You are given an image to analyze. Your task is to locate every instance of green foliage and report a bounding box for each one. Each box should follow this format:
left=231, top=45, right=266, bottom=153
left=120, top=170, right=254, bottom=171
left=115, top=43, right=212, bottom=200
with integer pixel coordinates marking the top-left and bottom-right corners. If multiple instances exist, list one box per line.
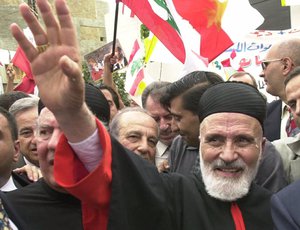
left=81, top=61, right=93, bottom=84
left=81, top=62, right=129, bottom=106
left=140, top=24, right=150, bottom=40
left=113, top=71, right=130, bottom=106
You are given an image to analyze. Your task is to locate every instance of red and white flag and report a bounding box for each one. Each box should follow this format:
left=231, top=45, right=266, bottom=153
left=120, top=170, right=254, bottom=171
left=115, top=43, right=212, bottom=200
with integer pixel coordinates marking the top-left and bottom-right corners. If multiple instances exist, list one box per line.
left=125, top=40, right=154, bottom=98
left=119, top=0, right=264, bottom=74
left=11, top=46, right=35, bottom=94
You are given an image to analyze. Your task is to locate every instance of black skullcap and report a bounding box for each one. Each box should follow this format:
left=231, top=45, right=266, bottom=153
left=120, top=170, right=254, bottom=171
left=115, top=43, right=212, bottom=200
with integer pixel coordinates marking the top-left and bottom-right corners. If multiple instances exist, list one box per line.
left=38, top=83, right=110, bottom=123
left=85, top=83, right=110, bottom=123
left=198, top=82, right=266, bottom=127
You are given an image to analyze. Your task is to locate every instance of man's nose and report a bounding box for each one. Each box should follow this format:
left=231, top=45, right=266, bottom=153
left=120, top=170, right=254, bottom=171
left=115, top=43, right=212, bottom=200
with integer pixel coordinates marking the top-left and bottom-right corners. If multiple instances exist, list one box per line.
left=219, top=142, right=239, bottom=163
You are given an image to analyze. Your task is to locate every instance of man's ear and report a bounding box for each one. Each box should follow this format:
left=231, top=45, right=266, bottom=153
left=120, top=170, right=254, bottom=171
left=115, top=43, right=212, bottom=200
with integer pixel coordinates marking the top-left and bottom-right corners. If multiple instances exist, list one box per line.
left=282, top=57, right=294, bottom=75
left=261, top=137, right=266, bottom=154
left=13, top=140, right=20, bottom=163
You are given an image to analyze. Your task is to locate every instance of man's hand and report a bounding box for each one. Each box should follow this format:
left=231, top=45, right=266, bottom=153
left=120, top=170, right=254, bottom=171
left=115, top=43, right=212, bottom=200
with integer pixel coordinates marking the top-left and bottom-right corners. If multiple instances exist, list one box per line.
left=14, top=165, right=43, bottom=182
left=10, top=0, right=96, bottom=142
left=157, top=160, right=170, bottom=173
left=10, top=0, right=83, bottom=115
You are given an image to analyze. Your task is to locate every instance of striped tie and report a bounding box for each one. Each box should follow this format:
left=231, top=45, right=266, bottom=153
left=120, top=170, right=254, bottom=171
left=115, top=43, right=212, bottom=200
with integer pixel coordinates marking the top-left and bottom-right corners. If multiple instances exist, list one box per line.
left=0, top=199, right=12, bottom=230
left=286, top=108, right=300, bottom=137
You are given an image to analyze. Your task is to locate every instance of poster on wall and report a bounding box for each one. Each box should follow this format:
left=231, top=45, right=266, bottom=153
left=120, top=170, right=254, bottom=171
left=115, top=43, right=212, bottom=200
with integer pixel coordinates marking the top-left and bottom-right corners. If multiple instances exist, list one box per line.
left=84, top=39, right=128, bottom=82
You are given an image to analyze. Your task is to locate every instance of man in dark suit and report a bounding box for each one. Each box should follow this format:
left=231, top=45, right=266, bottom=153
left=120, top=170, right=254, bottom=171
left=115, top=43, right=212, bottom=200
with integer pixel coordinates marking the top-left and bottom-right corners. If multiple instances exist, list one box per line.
left=0, top=107, right=29, bottom=191
left=271, top=67, right=300, bottom=228
left=0, top=191, right=27, bottom=229
left=272, top=180, right=300, bottom=229
left=264, top=100, right=282, bottom=141
left=260, top=38, right=300, bottom=140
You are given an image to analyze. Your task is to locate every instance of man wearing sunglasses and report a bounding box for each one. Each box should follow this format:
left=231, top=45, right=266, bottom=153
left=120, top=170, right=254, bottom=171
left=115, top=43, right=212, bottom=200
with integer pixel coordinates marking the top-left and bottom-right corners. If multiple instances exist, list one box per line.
left=260, top=38, right=300, bottom=141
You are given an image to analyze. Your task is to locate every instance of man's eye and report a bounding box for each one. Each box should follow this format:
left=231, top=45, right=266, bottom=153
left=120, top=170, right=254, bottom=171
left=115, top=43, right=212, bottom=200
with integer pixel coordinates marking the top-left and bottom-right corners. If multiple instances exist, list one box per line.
left=148, top=139, right=158, bottom=147
left=288, top=102, right=296, bottom=111
left=165, top=114, right=173, bottom=121
left=20, top=130, right=33, bottom=137
left=205, top=137, right=222, bottom=146
left=173, top=116, right=181, bottom=122
left=39, top=129, right=52, bottom=139
left=127, top=135, right=139, bottom=142
left=235, top=137, right=252, bottom=147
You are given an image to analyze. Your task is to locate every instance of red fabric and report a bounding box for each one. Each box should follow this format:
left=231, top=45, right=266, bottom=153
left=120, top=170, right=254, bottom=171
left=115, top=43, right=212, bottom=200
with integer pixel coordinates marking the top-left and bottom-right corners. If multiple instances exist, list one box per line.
left=173, top=0, right=232, bottom=62
left=11, top=46, right=35, bottom=94
left=91, top=69, right=103, bottom=82
left=54, top=119, right=112, bottom=230
left=286, top=108, right=299, bottom=137
left=230, top=202, right=246, bottom=230
left=120, top=0, right=233, bottom=63
left=128, top=40, right=140, bottom=63
left=120, top=0, right=186, bottom=63
left=129, top=68, right=144, bottom=95
left=14, top=76, right=35, bottom=94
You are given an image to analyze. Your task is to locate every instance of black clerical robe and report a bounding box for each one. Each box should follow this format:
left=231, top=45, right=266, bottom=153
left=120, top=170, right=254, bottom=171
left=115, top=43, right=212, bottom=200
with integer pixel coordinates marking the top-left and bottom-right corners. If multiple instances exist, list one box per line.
left=54, top=119, right=273, bottom=230
left=5, top=179, right=83, bottom=230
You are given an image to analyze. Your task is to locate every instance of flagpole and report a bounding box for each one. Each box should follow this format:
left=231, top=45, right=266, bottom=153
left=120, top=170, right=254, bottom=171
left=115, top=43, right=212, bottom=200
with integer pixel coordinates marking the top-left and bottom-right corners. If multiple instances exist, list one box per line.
left=111, top=0, right=120, bottom=72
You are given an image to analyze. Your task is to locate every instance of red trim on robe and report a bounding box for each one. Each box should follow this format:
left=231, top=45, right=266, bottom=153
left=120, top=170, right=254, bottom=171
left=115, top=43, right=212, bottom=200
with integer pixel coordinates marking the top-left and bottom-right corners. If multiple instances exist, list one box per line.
left=231, top=202, right=246, bottom=230
left=54, top=119, right=112, bottom=230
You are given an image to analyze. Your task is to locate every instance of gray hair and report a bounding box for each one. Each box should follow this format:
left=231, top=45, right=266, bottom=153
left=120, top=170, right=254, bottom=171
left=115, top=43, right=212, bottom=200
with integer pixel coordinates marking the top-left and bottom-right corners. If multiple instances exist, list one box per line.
left=109, top=107, right=159, bottom=139
left=9, top=97, right=39, bottom=116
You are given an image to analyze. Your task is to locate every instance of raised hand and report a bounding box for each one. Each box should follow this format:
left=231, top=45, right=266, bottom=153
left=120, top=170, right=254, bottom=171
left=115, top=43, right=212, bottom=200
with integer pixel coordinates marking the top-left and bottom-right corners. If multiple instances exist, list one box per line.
left=10, top=0, right=84, bottom=115
left=10, top=0, right=96, bottom=142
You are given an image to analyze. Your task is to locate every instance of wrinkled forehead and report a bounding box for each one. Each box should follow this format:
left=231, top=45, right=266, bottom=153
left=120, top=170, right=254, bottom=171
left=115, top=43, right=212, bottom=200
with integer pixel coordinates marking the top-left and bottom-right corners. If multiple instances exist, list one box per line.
left=120, top=111, right=159, bottom=133
left=200, top=112, right=262, bottom=134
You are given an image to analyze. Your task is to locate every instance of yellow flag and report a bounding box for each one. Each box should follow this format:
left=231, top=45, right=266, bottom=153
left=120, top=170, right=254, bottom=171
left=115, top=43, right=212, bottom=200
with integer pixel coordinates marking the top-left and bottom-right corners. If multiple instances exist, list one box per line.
left=144, top=36, right=158, bottom=64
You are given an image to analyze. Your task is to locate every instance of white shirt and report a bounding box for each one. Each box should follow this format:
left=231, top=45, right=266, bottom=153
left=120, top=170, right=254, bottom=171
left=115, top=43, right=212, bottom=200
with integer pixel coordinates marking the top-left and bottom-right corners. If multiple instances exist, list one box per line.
left=24, top=157, right=38, bottom=167
left=280, top=102, right=290, bottom=139
left=0, top=176, right=17, bottom=192
left=155, top=141, right=169, bottom=167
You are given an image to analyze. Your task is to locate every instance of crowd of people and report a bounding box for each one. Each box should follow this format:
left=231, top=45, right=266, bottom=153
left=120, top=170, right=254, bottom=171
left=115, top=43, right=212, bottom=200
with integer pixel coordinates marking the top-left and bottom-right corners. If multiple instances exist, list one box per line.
left=1, top=0, right=300, bottom=229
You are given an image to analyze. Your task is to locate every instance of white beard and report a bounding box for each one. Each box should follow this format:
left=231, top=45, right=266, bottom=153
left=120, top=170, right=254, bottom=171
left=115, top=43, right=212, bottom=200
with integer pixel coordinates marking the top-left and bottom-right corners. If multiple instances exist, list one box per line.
left=200, top=154, right=260, bottom=201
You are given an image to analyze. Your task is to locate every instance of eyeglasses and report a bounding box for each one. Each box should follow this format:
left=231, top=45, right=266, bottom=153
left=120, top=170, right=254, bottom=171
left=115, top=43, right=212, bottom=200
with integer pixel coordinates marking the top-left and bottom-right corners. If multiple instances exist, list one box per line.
left=261, top=58, right=282, bottom=70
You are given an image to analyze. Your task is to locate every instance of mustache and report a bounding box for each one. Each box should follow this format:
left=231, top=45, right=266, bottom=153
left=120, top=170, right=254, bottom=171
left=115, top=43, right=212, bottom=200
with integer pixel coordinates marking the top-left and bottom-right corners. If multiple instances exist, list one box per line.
left=211, top=158, right=246, bottom=169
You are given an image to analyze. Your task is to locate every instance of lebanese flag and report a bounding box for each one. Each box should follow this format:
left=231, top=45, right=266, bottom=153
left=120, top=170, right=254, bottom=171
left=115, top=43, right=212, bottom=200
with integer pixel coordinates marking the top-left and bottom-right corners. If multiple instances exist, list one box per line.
left=119, top=0, right=264, bottom=72
left=11, top=46, right=35, bottom=94
left=125, top=40, right=154, bottom=97
left=125, top=40, right=145, bottom=96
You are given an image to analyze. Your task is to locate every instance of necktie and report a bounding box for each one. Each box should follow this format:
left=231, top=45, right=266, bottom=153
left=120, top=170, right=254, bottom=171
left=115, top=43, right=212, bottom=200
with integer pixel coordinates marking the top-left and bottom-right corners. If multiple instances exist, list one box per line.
left=286, top=108, right=300, bottom=137
left=0, top=199, right=12, bottom=230
left=231, top=202, right=245, bottom=230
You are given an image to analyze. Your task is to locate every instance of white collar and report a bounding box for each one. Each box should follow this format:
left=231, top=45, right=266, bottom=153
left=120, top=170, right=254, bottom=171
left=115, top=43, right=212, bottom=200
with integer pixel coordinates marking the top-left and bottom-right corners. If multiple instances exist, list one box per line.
left=0, top=176, right=17, bottom=192
left=156, top=141, right=169, bottom=157
left=24, top=156, right=38, bottom=167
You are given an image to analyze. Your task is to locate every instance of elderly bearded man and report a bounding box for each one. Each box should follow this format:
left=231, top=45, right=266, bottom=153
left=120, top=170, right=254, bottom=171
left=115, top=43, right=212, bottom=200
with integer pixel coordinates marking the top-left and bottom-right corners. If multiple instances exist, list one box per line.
left=10, top=1, right=273, bottom=229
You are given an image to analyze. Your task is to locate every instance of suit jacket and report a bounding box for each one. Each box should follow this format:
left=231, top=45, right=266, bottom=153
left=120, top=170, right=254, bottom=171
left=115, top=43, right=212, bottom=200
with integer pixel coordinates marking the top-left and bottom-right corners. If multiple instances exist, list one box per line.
left=12, top=172, right=31, bottom=188
left=264, top=100, right=282, bottom=141
left=13, top=155, right=27, bottom=170
left=0, top=191, right=28, bottom=230
left=272, top=134, right=300, bottom=183
left=271, top=180, right=300, bottom=229
left=6, top=179, right=83, bottom=230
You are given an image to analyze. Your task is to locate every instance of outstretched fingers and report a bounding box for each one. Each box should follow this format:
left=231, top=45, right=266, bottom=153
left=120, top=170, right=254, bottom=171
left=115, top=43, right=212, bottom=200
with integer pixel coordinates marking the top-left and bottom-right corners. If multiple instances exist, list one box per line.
left=19, top=3, right=48, bottom=48
left=55, top=0, right=79, bottom=52
left=37, top=0, right=61, bottom=45
left=10, top=23, right=37, bottom=62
